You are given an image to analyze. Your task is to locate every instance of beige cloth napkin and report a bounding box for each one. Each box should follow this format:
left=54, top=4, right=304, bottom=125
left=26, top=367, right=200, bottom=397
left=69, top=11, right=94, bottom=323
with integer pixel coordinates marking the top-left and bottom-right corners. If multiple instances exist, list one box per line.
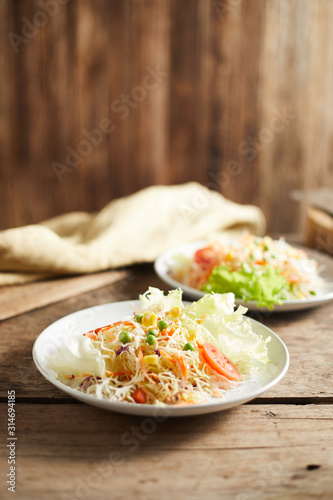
left=0, top=183, right=266, bottom=285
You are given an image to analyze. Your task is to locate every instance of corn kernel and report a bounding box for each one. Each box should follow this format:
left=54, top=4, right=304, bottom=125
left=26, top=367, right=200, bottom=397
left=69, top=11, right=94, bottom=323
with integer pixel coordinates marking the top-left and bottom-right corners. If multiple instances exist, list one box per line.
left=143, top=355, right=160, bottom=368
left=188, top=329, right=197, bottom=340
left=142, top=312, right=157, bottom=327
left=169, top=307, right=181, bottom=317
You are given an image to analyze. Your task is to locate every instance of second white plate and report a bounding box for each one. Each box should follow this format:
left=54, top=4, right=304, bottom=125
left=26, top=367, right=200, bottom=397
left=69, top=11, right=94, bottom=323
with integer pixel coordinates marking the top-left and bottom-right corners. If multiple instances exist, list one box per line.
left=154, top=241, right=333, bottom=312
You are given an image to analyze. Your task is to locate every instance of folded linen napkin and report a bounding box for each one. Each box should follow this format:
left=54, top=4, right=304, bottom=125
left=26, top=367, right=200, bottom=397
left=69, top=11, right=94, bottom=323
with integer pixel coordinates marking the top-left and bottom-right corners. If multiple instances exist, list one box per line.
left=0, top=183, right=266, bottom=285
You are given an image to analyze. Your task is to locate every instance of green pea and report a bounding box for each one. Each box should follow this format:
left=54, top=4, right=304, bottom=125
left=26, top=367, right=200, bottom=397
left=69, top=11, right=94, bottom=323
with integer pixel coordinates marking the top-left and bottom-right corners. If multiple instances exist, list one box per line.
left=119, top=331, right=132, bottom=343
left=157, top=319, right=168, bottom=331
left=146, top=334, right=157, bottom=345
left=134, top=314, right=143, bottom=323
left=147, top=328, right=158, bottom=337
left=183, top=342, right=194, bottom=351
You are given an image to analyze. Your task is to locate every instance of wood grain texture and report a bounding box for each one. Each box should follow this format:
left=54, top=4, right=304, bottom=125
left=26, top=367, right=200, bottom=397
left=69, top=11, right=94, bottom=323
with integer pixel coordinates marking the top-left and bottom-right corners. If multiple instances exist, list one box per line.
left=0, top=404, right=332, bottom=500
left=0, top=270, right=128, bottom=321
left=1, top=0, right=333, bottom=233
left=1, top=265, right=333, bottom=499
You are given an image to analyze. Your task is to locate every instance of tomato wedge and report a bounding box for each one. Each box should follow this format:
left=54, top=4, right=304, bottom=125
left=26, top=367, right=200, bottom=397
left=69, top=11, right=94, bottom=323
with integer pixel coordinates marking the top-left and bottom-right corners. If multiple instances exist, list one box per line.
left=202, top=342, right=241, bottom=381
left=194, top=246, right=216, bottom=266
left=132, top=388, right=147, bottom=404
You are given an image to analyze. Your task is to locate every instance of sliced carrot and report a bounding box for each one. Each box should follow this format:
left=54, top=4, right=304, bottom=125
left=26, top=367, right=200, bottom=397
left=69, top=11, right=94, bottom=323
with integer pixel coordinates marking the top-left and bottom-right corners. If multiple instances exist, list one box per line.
left=105, top=370, right=132, bottom=377
left=175, top=355, right=188, bottom=378
left=132, top=387, right=147, bottom=404
left=281, top=272, right=301, bottom=284
left=159, top=349, right=176, bottom=365
left=84, top=332, right=97, bottom=340
left=196, top=314, right=208, bottom=324
left=64, top=374, right=75, bottom=379
left=108, top=320, right=134, bottom=329
left=196, top=339, right=204, bottom=349
left=161, top=326, right=176, bottom=340
left=138, top=348, right=155, bottom=384
left=288, top=277, right=301, bottom=284
left=86, top=320, right=135, bottom=337
left=94, top=324, right=113, bottom=334
left=161, top=326, right=177, bottom=341
left=103, top=333, right=116, bottom=341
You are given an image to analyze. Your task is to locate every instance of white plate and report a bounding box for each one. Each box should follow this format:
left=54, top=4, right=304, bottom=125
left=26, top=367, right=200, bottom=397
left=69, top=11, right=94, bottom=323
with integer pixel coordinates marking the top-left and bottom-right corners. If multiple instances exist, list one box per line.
left=155, top=241, right=333, bottom=312
left=33, top=300, right=289, bottom=417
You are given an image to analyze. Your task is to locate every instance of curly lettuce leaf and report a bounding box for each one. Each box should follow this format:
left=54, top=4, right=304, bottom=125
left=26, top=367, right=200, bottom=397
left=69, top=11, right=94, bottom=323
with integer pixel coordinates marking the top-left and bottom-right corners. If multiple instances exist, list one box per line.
left=139, top=287, right=184, bottom=313
left=140, top=288, right=271, bottom=376
left=48, top=334, right=106, bottom=378
left=184, top=292, right=270, bottom=375
left=201, top=264, right=288, bottom=309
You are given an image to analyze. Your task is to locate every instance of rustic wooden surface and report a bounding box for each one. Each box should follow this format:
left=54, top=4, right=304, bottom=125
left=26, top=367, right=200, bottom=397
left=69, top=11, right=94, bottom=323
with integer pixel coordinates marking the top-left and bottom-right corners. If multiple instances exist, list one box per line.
left=0, top=265, right=332, bottom=499
left=0, top=269, right=128, bottom=321
left=1, top=0, right=333, bottom=233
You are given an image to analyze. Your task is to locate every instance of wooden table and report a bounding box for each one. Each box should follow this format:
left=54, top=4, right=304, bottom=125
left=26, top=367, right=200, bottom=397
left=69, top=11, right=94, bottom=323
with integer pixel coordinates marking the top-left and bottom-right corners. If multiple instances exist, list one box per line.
left=1, top=264, right=332, bottom=500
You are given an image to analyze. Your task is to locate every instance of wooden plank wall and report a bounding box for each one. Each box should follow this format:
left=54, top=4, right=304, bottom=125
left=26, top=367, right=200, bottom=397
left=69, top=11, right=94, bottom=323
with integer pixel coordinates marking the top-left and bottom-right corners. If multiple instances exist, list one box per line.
left=0, top=0, right=333, bottom=233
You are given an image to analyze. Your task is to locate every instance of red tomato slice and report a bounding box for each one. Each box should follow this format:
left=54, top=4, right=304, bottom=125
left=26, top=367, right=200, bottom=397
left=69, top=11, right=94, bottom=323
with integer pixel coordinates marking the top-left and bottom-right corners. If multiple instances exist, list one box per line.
left=132, top=388, right=147, bottom=404
left=194, top=246, right=216, bottom=266
left=202, top=342, right=241, bottom=381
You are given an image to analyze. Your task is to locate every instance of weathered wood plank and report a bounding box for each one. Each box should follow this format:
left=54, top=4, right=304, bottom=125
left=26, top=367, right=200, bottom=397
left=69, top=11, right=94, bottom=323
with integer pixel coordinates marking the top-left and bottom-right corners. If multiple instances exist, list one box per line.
left=259, top=0, right=333, bottom=232
left=2, top=0, right=333, bottom=233
left=0, top=404, right=332, bottom=500
left=208, top=0, right=266, bottom=206
left=0, top=270, right=129, bottom=321
left=1, top=403, right=332, bottom=453
left=3, top=449, right=332, bottom=500
left=249, top=302, right=333, bottom=399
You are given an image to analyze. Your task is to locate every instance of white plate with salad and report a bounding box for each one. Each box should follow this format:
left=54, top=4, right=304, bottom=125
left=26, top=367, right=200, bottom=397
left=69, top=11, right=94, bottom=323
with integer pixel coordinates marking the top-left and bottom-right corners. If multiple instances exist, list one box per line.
left=155, top=234, right=333, bottom=312
left=33, top=288, right=289, bottom=417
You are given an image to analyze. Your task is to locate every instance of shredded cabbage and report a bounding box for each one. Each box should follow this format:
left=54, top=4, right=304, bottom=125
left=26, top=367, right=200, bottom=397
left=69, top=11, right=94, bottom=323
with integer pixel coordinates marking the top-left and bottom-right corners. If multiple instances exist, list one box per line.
left=48, top=288, right=271, bottom=406
left=171, top=233, right=324, bottom=309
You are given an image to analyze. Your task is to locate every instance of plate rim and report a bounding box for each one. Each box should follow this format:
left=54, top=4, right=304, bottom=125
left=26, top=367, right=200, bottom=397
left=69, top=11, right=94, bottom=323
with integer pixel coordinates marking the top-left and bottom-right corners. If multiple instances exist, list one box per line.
left=33, top=299, right=289, bottom=417
left=154, top=240, right=333, bottom=312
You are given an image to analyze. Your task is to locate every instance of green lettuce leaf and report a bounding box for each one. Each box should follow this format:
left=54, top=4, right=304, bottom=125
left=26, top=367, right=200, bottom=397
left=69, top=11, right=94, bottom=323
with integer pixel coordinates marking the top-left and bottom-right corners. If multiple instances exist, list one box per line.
left=201, top=264, right=288, bottom=309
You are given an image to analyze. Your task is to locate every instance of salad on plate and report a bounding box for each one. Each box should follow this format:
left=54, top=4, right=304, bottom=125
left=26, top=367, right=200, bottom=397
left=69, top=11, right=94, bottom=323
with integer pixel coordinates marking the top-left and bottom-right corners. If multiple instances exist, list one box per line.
left=171, top=233, right=325, bottom=309
left=48, top=287, right=273, bottom=406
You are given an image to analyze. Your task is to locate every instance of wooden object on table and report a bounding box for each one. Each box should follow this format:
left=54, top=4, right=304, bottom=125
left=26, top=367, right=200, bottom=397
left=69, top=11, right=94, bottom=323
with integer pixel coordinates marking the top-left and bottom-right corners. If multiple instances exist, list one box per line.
left=0, top=270, right=128, bottom=321
left=305, top=207, right=333, bottom=255
left=0, top=264, right=332, bottom=499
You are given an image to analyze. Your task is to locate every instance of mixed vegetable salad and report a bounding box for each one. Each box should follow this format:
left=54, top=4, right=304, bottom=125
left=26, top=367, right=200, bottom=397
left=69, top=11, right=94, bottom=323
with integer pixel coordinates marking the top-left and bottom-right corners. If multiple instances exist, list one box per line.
left=171, top=233, right=324, bottom=309
left=48, top=288, right=272, bottom=406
